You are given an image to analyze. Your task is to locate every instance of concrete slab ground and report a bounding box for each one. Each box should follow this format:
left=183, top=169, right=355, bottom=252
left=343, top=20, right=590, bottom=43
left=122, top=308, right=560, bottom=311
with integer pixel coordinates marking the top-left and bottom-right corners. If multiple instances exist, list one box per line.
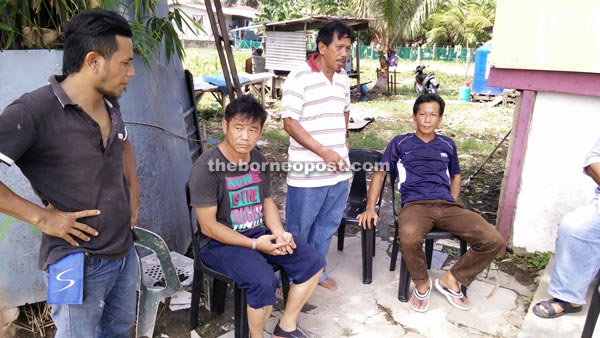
left=518, top=257, right=600, bottom=338
left=216, top=235, right=550, bottom=338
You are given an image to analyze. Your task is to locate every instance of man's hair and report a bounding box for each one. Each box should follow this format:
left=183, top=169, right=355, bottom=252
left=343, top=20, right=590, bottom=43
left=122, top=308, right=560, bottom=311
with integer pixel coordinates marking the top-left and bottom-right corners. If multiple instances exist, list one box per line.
left=413, top=93, right=446, bottom=116
left=62, top=10, right=133, bottom=75
left=316, top=20, right=356, bottom=51
left=224, top=95, right=267, bottom=127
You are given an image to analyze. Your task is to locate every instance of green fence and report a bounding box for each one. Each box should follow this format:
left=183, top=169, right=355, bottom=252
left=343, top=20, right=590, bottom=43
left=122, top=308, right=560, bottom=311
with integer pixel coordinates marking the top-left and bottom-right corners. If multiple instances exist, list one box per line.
left=355, top=46, right=476, bottom=63
left=235, top=39, right=262, bottom=50
left=235, top=40, right=476, bottom=63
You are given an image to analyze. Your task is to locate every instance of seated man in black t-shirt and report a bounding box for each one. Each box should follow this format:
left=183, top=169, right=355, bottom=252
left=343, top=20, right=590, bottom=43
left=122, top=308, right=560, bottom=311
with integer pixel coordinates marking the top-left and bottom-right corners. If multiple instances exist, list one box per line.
left=189, top=95, right=325, bottom=338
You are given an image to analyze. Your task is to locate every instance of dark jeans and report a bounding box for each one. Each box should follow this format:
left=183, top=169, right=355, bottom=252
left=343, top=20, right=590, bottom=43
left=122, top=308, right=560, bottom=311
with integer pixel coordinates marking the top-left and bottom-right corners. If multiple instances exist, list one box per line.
left=397, top=199, right=505, bottom=287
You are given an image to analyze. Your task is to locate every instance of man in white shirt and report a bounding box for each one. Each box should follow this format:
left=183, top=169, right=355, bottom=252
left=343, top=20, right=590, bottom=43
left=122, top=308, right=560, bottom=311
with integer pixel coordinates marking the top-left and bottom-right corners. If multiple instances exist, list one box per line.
left=281, top=20, right=355, bottom=291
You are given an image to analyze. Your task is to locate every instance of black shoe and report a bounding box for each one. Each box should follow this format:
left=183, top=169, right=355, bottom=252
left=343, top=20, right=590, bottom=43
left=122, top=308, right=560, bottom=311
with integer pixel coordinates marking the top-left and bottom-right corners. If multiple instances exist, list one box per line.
left=272, top=321, right=320, bottom=338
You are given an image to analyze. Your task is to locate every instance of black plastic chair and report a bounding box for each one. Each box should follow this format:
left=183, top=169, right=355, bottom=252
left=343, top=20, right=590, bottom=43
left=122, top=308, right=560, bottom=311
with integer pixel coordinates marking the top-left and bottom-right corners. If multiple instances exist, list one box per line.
left=337, top=148, right=386, bottom=284
left=387, top=170, right=468, bottom=302
left=581, top=278, right=600, bottom=338
left=186, top=185, right=289, bottom=338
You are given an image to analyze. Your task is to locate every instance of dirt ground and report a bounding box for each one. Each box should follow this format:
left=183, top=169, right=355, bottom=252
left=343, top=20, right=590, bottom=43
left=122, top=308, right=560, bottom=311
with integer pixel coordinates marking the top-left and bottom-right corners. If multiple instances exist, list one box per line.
left=11, top=98, right=536, bottom=338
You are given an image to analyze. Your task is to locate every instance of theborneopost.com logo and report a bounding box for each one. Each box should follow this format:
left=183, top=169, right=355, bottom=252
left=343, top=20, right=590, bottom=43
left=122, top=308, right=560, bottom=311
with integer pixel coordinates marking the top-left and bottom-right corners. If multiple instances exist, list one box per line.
left=208, top=159, right=389, bottom=175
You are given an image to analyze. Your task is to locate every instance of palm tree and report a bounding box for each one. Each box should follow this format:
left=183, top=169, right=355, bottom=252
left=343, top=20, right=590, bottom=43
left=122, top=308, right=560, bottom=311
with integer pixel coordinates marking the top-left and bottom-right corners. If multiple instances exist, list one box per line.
left=427, top=0, right=495, bottom=47
left=351, top=0, right=440, bottom=92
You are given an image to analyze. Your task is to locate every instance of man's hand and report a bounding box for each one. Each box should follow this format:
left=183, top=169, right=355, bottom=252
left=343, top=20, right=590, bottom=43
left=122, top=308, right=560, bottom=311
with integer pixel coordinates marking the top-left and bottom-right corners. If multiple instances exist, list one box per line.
left=276, top=231, right=297, bottom=254
left=320, top=148, right=348, bottom=172
left=357, top=208, right=378, bottom=229
left=39, top=205, right=100, bottom=246
left=255, top=233, right=290, bottom=255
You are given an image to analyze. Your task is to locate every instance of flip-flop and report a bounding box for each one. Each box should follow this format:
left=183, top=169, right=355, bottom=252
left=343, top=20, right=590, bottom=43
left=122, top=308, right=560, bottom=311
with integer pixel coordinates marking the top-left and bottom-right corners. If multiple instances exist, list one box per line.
left=532, top=298, right=582, bottom=319
left=434, top=278, right=472, bottom=311
left=410, top=278, right=432, bottom=312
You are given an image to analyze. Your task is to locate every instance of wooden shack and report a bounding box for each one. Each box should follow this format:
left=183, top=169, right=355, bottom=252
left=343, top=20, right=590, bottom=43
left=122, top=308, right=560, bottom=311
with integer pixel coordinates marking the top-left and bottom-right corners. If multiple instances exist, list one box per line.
left=260, top=15, right=370, bottom=97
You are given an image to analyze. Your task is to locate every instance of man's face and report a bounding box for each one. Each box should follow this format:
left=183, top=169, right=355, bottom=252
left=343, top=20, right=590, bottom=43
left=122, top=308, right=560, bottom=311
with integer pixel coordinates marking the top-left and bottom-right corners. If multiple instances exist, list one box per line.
left=318, top=33, right=352, bottom=73
left=96, top=35, right=135, bottom=98
left=222, top=115, right=263, bottom=155
left=413, top=101, right=442, bottom=138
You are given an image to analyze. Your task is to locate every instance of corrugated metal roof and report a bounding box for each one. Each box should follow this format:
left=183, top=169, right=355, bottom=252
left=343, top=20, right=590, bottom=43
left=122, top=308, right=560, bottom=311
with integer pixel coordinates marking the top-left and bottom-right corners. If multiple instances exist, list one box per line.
left=265, top=31, right=307, bottom=72
left=264, top=15, right=369, bottom=32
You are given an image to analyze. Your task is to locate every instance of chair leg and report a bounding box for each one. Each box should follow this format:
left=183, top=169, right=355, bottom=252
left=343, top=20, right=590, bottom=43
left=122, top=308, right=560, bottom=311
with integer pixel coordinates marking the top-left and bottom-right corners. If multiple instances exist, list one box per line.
left=280, top=269, right=290, bottom=306
left=425, top=239, right=434, bottom=269
left=190, top=268, right=203, bottom=330
left=361, top=226, right=374, bottom=284
left=372, top=227, right=376, bottom=257
left=211, top=279, right=228, bottom=315
left=398, top=256, right=411, bottom=302
left=459, top=239, right=468, bottom=296
left=581, top=282, right=600, bottom=338
left=389, top=226, right=399, bottom=271
left=234, top=286, right=249, bottom=338
left=136, top=285, right=160, bottom=338
left=337, top=222, right=346, bottom=251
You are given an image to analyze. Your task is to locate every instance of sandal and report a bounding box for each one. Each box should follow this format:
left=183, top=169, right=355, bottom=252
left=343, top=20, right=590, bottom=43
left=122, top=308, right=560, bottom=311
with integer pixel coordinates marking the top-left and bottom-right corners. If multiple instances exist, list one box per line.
left=532, top=298, right=582, bottom=319
left=409, top=278, right=431, bottom=312
left=434, top=278, right=472, bottom=311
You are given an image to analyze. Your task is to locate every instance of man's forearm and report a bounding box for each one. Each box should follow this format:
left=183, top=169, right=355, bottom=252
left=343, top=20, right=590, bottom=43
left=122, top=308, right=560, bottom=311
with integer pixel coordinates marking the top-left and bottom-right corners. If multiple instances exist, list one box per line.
left=263, top=197, right=285, bottom=235
left=123, top=140, right=140, bottom=194
left=586, top=163, right=600, bottom=185
left=283, top=118, right=326, bottom=156
left=365, top=171, right=386, bottom=210
left=0, top=181, right=46, bottom=227
left=450, top=174, right=461, bottom=201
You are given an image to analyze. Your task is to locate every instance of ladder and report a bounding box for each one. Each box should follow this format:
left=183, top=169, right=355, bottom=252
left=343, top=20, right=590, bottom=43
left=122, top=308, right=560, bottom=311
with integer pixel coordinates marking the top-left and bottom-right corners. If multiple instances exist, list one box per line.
left=204, top=0, right=243, bottom=102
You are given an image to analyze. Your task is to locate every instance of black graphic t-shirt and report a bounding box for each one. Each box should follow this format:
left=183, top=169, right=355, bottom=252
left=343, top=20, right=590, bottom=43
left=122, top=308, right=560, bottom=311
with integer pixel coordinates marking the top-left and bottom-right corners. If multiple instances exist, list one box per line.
left=189, top=146, right=271, bottom=232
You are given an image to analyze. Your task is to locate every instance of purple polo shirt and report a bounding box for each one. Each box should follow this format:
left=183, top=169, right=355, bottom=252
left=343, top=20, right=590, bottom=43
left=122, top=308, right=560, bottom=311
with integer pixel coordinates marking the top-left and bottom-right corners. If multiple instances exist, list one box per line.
left=0, top=75, right=133, bottom=269
left=382, top=133, right=460, bottom=206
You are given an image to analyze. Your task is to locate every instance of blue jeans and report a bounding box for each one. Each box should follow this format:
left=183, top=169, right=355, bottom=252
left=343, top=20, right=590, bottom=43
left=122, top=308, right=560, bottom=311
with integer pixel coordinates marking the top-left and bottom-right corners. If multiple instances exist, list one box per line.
left=45, top=247, right=138, bottom=338
left=285, top=180, right=349, bottom=282
left=549, top=198, right=600, bottom=304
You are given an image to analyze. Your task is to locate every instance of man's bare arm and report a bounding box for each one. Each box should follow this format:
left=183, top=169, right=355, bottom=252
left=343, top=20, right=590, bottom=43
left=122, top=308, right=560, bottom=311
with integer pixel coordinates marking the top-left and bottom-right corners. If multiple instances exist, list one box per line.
left=0, top=180, right=99, bottom=246
left=123, top=139, right=140, bottom=228
left=586, top=163, right=600, bottom=185
left=195, top=205, right=287, bottom=255
left=356, top=170, right=386, bottom=229
left=450, top=173, right=461, bottom=202
left=283, top=117, right=345, bottom=170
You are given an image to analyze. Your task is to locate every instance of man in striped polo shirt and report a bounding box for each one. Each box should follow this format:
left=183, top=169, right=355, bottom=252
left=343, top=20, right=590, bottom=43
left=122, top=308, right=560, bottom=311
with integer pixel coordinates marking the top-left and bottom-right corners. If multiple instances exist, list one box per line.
left=282, top=21, right=355, bottom=291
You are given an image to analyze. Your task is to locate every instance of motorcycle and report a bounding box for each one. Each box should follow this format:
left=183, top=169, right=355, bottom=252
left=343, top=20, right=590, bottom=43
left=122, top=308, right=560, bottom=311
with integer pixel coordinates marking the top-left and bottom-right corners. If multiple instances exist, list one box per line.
left=414, top=65, right=440, bottom=94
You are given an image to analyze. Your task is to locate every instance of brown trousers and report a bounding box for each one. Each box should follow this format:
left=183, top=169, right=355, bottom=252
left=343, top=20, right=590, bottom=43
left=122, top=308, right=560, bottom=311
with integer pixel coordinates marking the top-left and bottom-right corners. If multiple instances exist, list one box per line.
left=397, top=199, right=505, bottom=287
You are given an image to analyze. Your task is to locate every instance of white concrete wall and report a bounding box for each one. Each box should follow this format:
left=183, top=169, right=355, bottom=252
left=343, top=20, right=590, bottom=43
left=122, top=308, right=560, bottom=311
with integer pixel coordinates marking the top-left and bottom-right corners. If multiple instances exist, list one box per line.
left=491, top=0, right=600, bottom=73
left=512, top=92, right=600, bottom=252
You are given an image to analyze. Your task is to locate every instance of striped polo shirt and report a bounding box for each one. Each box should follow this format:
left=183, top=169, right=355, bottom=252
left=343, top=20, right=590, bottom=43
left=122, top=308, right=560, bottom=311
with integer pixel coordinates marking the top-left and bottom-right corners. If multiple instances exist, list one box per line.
left=281, top=54, right=352, bottom=187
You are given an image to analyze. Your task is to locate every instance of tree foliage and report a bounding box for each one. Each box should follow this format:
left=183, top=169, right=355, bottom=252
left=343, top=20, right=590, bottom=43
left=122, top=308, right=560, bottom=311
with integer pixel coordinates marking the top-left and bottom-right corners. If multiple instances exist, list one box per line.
left=426, top=0, right=495, bottom=47
left=255, top=0, right=349, bottom=24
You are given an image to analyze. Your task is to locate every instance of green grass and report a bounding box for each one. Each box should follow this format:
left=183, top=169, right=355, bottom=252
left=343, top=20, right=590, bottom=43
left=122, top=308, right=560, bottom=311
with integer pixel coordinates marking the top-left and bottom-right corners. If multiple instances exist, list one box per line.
left=186, top=47, right=512, bottom=171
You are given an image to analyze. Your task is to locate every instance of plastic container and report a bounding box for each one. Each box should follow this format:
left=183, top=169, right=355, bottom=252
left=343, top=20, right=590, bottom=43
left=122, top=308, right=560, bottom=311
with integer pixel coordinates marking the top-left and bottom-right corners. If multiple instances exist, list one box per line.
left=472, top=43, right=503, bottom=95
left=458, top=82, right=471, bottom=102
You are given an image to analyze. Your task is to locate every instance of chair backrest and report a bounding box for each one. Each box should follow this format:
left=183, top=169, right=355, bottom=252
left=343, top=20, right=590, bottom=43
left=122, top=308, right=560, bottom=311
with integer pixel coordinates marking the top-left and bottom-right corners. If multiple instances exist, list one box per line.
left=388, top=166, right=400, bottom=216
left=134, top=227, right=182, bottom=293
left=252, top=55, right=266, bottom=73
left=348, top=148, right=386, bottom=208
left=186, top=183, right=201, bottom=253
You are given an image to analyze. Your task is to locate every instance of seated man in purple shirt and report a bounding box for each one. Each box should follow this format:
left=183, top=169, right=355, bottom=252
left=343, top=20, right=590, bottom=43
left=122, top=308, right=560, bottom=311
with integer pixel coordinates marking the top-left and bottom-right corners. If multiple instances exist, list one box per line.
left=358, top=93, right=505, bottom=312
